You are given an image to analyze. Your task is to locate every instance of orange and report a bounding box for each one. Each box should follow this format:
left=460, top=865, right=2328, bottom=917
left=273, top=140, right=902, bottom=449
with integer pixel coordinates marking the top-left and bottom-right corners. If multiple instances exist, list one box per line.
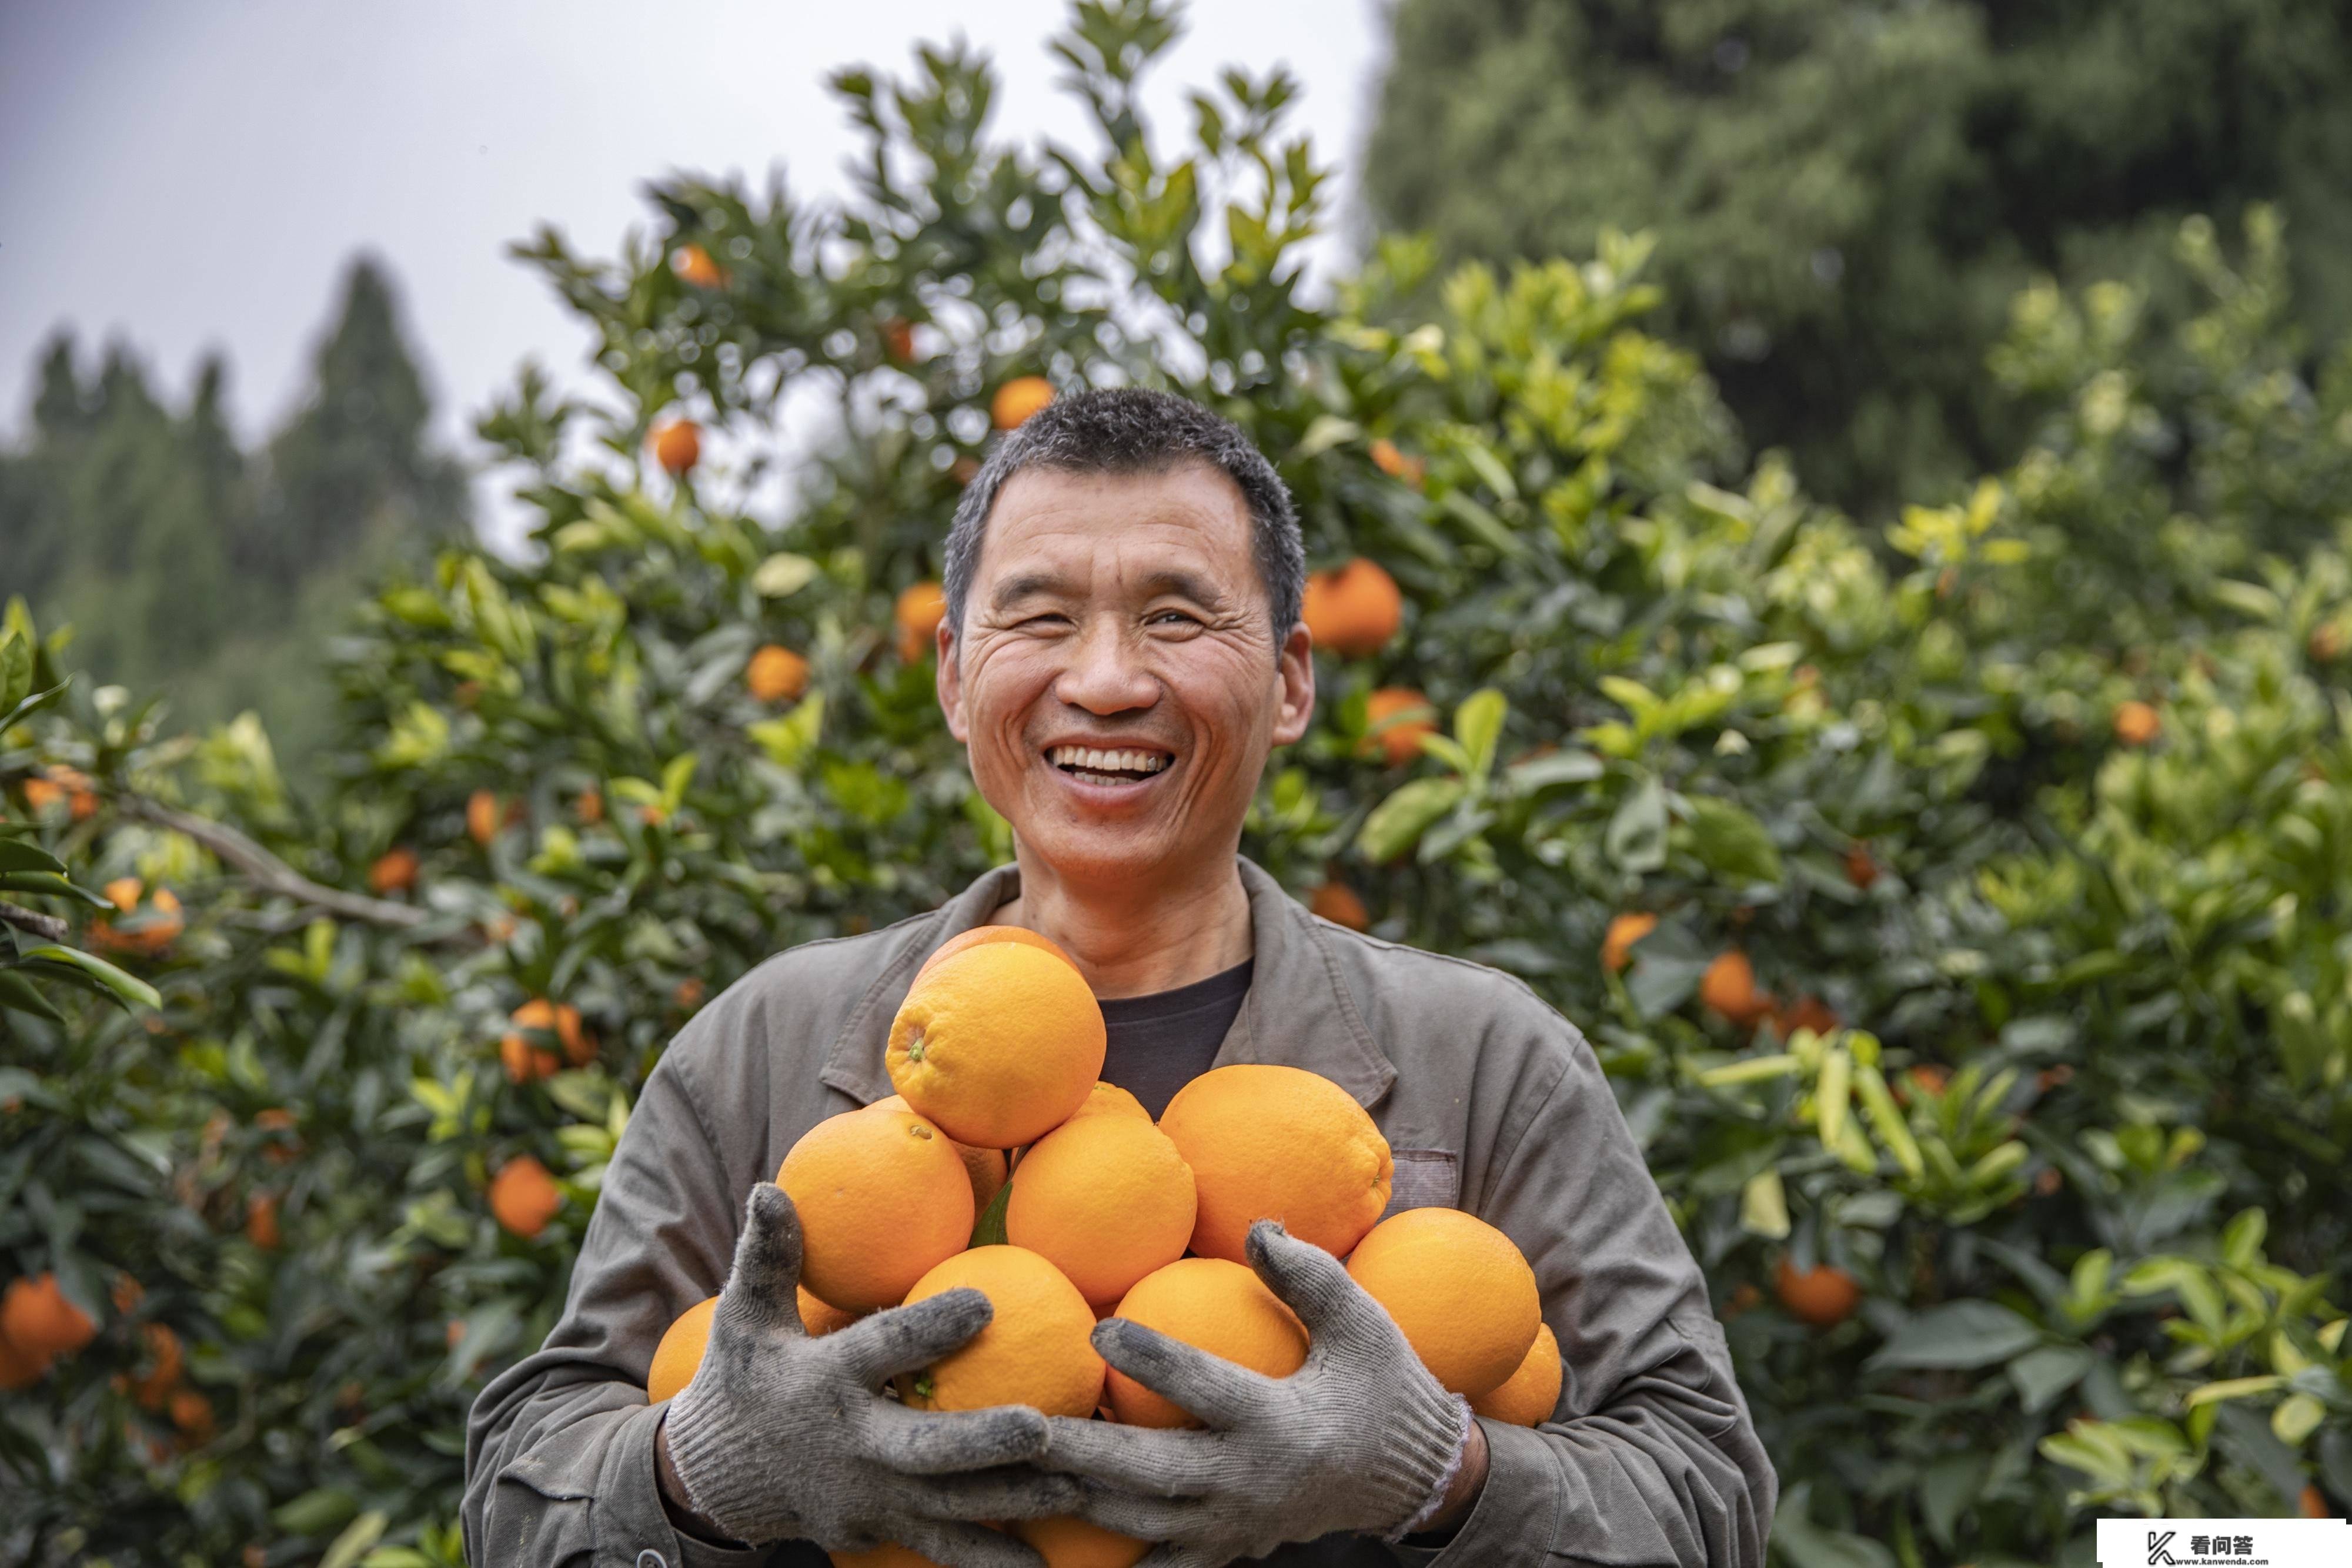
left=503, top=999, right=594, bottom=1082
left=466, top=790, right=502, bottom=847
left=896, top=581, right=947, bottom=663
left=1301, top=558, right=1403, bottom=658
left=1773, top=1257, right=1862, bottom=1328
left=245, top=1191, right=281, bottom=1251
left=2113, top=700, right=2160, bottom=746
left=576, top=787, right=605, bottom=825
left=1601, top=911, right=1657, bottom=974
left=1769, top=995, right=1838, bottom=1039
left=1470, top=1322, right=1562, bottom=1427
left=168, top=1386, right=216, bottom=1442
left=897, top=1245, right=1104, bottom=1417
left=130, top=1323, right=184, bottom=1410
left=777, top=1106, right=976, bottom=1312
left=1157, top=1064, right=1392, bottom=1263
left=887, top=942, right=1105, bottom=1149
left=2301, top=1485, right=2331, bottom=1519
left=654, top=419, right=701, bottom=476
left=490, top=1156, right=562, bottom=1239
left=746, top=644, right=810, bottom=704
left=104, top=877, right=142, bottom=912
left=1844, top=842, right=1879, bottom=890
left=369, top=847, right=419, bottom=895
left=0, top=1332, right=49, bottom=1390
left=1346, top=1208, right=1540, bottom=1398
left=1006, top=1112, right=1197, bottom=1308
left=881, top=316, right=917, bottom=364
left=992, top=376, right=1055, bottom=430
left=1700, top=951, right=1771, bottom=1028
left=829, top=1546, right=944, bottom=1568
left=914, top=922, right=1078, bottom=983
left=1308, top=882, right=1369, bottom=931
left=1013, top=1516, right=1149, bottom=1568
left=2, top=1272, right=96, bottom=1358
left=1105, top=1256, right=1308, bottom=1427
left=799, top=1285, right=863, bottom=1337
left=1361, top=688, right=1435, bottom=768
left=1368, top=438, right=1426, bottom=489
left=672, top=244, right=726, bottom=288
left=1068, top=1081, right=1150, bottom=1124
left=873, top=1094, right=1009, bottom=1214
left=647, top=1296, right=716, bottom=1403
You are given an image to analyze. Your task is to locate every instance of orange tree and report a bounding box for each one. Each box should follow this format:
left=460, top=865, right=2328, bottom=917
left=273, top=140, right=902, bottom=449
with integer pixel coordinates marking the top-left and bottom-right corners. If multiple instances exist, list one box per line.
left=4, top=4, right=2350, bottom=1564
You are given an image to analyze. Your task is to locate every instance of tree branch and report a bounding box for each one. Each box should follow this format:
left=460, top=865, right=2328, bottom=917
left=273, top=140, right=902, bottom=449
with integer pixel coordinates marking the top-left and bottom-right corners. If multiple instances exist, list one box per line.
left=115, top=795, right=430, bottom=930
left=0, top=901, right=71, bottom=942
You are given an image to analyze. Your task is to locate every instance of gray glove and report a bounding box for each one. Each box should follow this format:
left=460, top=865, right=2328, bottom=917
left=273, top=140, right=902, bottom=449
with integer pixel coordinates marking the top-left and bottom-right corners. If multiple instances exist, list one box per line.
left=663, top=1182, right=1072, bottom=1567
left=1038, top=1219, right=1472, bottom=1566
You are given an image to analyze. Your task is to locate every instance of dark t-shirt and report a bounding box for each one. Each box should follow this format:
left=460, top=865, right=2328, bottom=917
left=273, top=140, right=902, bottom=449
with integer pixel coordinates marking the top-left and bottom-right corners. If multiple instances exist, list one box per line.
left=1095, top=959, right=1391, bottom=1568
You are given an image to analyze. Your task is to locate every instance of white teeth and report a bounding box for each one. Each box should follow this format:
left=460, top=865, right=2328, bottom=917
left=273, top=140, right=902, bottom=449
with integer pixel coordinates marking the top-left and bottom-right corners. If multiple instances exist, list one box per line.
left=1048, top=745, right=1170, bottom=776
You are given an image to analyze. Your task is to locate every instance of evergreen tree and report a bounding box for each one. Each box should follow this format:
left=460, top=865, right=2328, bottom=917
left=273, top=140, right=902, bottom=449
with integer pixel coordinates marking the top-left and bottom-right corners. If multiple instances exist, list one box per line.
left=1364, top=0, right=2352, bottom=511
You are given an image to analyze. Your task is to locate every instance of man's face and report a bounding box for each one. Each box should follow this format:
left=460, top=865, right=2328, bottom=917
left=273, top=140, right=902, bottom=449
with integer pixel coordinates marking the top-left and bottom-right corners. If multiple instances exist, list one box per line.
left=938, top=462, right=1314, bottom=890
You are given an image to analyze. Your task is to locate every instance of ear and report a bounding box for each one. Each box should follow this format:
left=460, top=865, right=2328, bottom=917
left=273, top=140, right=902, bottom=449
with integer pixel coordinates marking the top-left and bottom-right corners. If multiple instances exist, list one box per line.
left=936, top=618, right=968, bottom=743
left=1271, top=621, right=1315, bottom=746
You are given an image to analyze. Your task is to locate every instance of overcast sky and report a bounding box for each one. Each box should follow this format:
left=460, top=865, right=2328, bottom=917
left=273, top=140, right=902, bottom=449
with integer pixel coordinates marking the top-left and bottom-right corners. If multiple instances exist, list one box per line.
left=0, top=1, right=1386, bottom=539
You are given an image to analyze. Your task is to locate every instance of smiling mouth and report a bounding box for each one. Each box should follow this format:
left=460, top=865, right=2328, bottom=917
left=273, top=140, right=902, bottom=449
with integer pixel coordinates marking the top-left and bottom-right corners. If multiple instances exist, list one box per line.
left=1046, top=744, right=1174, bottom=787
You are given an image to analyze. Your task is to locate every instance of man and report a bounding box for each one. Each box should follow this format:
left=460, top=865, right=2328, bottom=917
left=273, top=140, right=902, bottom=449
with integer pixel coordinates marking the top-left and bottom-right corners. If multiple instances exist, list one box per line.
left=465, top=389, right=1777, bottom=1566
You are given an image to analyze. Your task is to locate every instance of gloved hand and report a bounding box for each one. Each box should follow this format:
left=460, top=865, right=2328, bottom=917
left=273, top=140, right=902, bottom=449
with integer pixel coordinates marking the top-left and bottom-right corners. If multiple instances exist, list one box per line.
left=663, top=1182, right=1074, bottom=1567
left=1038, top=1219, right=1473, bottom=1566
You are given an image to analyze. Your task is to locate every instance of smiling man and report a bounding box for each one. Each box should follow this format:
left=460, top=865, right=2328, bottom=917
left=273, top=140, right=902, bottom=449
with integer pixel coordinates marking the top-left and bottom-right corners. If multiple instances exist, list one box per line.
left=464, top=389, right=1776, bottom=1567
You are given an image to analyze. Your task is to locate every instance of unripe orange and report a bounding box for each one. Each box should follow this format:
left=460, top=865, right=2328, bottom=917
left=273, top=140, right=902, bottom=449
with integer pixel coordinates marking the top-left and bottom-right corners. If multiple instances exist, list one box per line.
left=991, top=376, right=1055, bottom=430
left=653, top=419, right=701, bottom=477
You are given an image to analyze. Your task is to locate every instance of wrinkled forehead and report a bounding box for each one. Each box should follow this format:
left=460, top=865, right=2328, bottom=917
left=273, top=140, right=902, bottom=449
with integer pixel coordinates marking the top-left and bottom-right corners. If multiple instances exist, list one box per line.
left=973, top=462, right=1262, bottom=609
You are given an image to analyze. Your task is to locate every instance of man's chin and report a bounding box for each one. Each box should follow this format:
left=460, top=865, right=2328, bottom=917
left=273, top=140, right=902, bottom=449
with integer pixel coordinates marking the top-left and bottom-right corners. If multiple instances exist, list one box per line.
left=1015, top=820, right=1198, bottom=888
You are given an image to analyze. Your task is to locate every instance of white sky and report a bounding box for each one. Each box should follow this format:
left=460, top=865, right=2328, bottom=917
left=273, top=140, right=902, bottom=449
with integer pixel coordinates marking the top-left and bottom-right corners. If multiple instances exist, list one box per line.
left=0, top=1, right=1387, bottom=543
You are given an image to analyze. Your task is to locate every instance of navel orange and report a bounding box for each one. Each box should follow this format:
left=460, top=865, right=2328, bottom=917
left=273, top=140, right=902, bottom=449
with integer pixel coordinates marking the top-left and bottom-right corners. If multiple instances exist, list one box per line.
left=647, top=1296, right=716, bottom=1402
left=1013, top=1516, right=1150, bottom=1568
left=1006, top=1112, right=1197, bottom=1309
left=779, top=1106, right=976, bottom=1312
left=1346, top=1208, right=1540, bottom=1398
left=1105, top=1256, right=1308, bottom=1429
left=872, top=1094, right=1008, bottom=1213
left=897, top=1246, right=1103, bottom=1417
left=799, top=1285, right=863, bottom=1337
left=1157, top=1064, right=1391, bottom=1262
left=887, top=943, right=1105, bottom=1149
left=1301, top=557, right=1403, bottom=658
left=913, top=923, right=1078, bottom=983
left=1067, top=1081, right=1149, bottom=1123
left=1470, top=1321, right=1562, bottom=1426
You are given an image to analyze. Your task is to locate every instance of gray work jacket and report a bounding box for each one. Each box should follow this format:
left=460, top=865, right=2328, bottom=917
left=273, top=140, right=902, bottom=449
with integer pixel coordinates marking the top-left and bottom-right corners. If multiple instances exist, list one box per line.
left=462, top=858, right=1777, bottom=1567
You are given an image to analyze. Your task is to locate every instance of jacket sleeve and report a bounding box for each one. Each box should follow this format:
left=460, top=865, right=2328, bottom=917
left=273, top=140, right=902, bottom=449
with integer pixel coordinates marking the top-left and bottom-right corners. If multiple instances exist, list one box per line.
left=462, top=1027, right=774, bottom=1568
left=1396, top=1017, right=1778, bottom=1567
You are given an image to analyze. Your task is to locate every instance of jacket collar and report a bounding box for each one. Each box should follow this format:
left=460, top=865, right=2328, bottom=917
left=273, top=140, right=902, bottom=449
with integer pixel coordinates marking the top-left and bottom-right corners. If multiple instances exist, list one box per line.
left=818, top=857, right=1396, bottom=1111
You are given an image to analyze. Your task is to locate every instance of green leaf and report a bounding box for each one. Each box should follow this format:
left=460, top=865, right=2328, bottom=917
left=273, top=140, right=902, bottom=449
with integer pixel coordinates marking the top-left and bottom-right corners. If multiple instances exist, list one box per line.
left=1739, top=1168, right=1790, bottom=1239
left=751, top=553, right=820, bottom=597
left=0, top=871, right=113, bottom=907
left=320, top=1511, right=387, bottom=1568
left=1451, top=688, right=1507, bottom=781
left=971, top=1176, right=1013, bottom=1248
left=2007, top=1345, right=2092, bottom=1413
left=0, top=628, right=29, bottom=716
left=272, top=1487, right=359, bottom=1537
left=1502, top=749, right=1603, bottom=794
left=0, top=968, right=66, bottom=1022
left=18, top=945, right=162, bottom=1010
left=1678, top=795, right=1783, bottom=885
left=0, top=840, right=67, bottom=876
left=1867, top=1300, right=2043, bottom=1370
left=1358, top=778, right=1466, bottom=863
left=1605, top=775, right=1668, bottom=872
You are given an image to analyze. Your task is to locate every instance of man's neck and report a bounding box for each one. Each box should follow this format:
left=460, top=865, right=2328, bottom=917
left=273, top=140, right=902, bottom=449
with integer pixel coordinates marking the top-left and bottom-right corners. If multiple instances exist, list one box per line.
left=994, top=851, right=1253, bottom=1000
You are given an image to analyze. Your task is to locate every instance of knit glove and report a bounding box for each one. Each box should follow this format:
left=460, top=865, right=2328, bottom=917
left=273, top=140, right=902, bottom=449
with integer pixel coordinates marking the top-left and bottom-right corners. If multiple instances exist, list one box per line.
left=664, top=1183, right=1074, bottom=1567
left=1039, top=1219, right=1472, bottom=1566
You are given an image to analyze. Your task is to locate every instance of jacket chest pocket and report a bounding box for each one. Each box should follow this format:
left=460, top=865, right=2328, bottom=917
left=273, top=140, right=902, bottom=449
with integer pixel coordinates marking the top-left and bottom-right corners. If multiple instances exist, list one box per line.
left=1379, top=1148, right=1460, bottom=1218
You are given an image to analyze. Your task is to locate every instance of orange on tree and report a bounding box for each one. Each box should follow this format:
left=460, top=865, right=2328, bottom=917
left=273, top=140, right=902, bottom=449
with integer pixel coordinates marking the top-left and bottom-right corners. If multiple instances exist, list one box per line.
left=168, top=1386, right=216, bottom=1442
left=1843, top=841, right=1879, bottom=890
left=886, top=941, right=1105, bottom=1149
left=1301, top=557, right=1404, bottom=658
left=1769, top=995, right=1838, bottom=1039
left=503, top=998, right=595, bottom=1082
left=1699, top=950, right=1771, bottom=1028
left=1361, top=687, right=1435, bottom=768
left=2, top=1272, right=97, bottom=1358
left=776, top=1105, right=975, bottom=1311
left=131, top=1323, right=184, bottom=1410
left=1346, top=1206, right=1541, bottom=1398
left=1157, top=1063, right=1392, bottom=1262
left=1308, top=881, right=1370, bottom=931
left=746, top=644, right=811, bottom=704
left=799, top=1285, right=862, bottom=1338
left=913, top=922, right=1078, bottom=984
left=896, top=580, right=948, bottom=663
left=881, top=316, right=917, bottom=364
left=1773, top=1256, right=1862, bottom=1328
left=654, top=418, right=702, bottom=477
left=490, top=1156, right=563, bottom=1240
left=2112, top=698, right=2161, bottom=746
left=466, top=789, right=503, bottom=847
left=0, top=1330, right=49, bottom=1390
left=671, top=243, right=726, bottom=288
left=1601, top=911, right=1658, bottom=974
left=104, top=876, right=141, bottom=911
left=896, top=1245, right=1104, bottom=1417
left=1470, top=1321, right=1562, bottom=1427
left=576, top=786, right=605, bottom=824
left=1105, top=1256, right=1308, bottom=1428
left=648, top=1296, right=717, bottom=1403
left=2300, top=1485, right=2331, bottom=1518
left=1367, top=437, right=1426, bottom=489
left=369, top=846, right=420, bottom=895
left=1013, top=1516, right=1150, bottom=1568
left=1005, top=1109, right=1197, bottom=1308
left=245, top=1190, right=281, bottom=1251
left=991, top=375, right=1055, bottom=430
left=872, top=1093, right=1008, bottom=1213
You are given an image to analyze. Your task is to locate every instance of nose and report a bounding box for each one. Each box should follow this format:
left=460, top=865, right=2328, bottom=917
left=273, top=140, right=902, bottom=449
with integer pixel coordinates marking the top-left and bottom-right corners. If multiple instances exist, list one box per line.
left=1051, top=613, right=1158, bottom=717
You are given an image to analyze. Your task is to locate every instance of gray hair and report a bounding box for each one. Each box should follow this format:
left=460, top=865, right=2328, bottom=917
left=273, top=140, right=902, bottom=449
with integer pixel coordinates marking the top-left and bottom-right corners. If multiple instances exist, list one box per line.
left=940, top=386, right=1305, bottom=651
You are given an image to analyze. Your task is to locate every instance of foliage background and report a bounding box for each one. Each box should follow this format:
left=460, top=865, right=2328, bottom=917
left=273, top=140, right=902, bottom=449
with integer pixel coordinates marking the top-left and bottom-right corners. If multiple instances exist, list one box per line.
left=4, top=4, right=2351, bottom=1566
